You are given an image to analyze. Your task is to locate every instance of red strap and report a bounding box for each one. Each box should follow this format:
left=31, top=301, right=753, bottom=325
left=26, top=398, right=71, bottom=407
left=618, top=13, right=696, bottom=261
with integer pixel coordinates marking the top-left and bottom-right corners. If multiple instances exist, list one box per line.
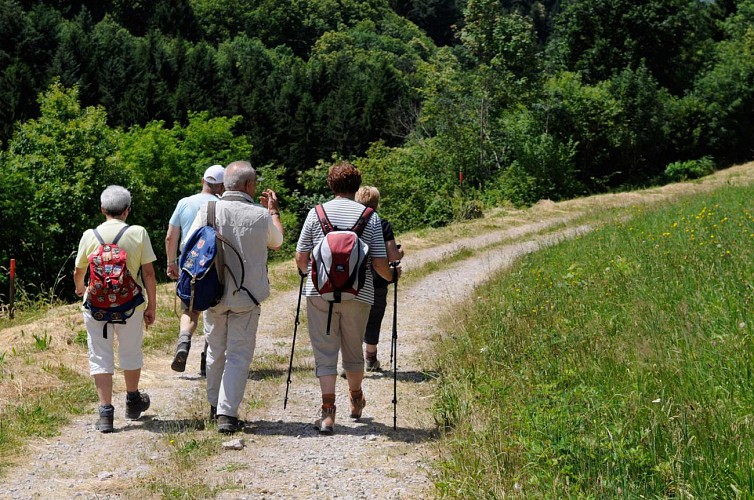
left=315, top=205, right=374, bottom=236
left=351, top=206, right=374, bottom=236
left=315, top=205, right=334, bottom=234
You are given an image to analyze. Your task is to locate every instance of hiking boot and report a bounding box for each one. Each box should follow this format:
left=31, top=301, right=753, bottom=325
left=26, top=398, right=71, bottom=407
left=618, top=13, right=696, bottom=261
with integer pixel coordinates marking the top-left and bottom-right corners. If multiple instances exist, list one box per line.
left=125, top=391, right=150, bottom=420
left=318, top=404, right=336, bottom=435
left=171, top=341, right=191, bottom=372
left=349, top=390, right=367, bottom=419
left=365, top=356, right=381, bottom=372
left=96, top=405, right=114, bottom=433
left=209, top=405, right=217, bottom=421
left=217, top=415, right=243, bottom=434
left=200, top=350, right=206, bottom=377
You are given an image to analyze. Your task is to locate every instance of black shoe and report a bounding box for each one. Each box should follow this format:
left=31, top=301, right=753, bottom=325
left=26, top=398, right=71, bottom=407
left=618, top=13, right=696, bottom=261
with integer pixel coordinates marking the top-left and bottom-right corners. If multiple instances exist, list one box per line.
left=209, top=405, right=217, bottom=420
left=217, top=414, right=242, bottom=434
left=125, top=391, right=150, bottom=420
left=96, top=405, right=114, bottom=433
left=200, top=351, right=206, bottom=377
left=171, top=341, right=191, bottom=372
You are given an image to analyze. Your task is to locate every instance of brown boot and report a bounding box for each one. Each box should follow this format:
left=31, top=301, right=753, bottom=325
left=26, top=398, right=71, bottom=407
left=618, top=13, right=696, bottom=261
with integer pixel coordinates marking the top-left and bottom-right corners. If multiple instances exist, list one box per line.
left=319, top=403, right=336, bottom=435
left=349, top=389, right=366, bottom=419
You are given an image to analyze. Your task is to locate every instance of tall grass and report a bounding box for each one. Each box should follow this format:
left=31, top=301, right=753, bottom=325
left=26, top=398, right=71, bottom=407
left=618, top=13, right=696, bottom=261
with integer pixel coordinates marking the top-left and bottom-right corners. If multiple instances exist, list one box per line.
left=434, top=185, right=754, bottom=497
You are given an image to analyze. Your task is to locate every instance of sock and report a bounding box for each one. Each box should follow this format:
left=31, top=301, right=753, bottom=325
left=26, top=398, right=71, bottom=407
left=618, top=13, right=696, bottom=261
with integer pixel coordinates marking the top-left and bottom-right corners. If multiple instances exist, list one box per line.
left=322, top=393, right=336, bottom=409
left=350, top=389, right=363, bottom=401
left=126, top=391, right=140, bottom=402
left=178, top=331, right=192, bottom=344
left=365, top=351, right=377, bottom=361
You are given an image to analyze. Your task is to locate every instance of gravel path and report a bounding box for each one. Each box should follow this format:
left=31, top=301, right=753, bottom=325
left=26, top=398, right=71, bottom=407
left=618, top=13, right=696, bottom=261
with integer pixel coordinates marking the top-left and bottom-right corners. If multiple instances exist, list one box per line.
left=0, top=222, right=583, bottom=500
left=2, top=163, right=753, bottom=499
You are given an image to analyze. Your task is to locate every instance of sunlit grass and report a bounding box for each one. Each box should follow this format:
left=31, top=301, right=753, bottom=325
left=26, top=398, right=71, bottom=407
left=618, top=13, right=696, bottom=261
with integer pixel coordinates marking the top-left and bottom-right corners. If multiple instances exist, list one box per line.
left=0, top=365, right=96, bottom=474
left=434, top=184, right=754, bottom=497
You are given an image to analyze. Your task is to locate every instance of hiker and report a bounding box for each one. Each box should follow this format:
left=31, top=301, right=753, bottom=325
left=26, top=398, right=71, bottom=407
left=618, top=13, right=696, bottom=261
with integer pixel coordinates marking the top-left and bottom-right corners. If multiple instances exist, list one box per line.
left=165, top=164, right=225, bottom=374
left=295, top=161, right=401, bottom=435
left=355, top=186, right=404, bottom=372
left=73, top=185, right=157, bottom=433
left=187, top=160, right=283, bottom=433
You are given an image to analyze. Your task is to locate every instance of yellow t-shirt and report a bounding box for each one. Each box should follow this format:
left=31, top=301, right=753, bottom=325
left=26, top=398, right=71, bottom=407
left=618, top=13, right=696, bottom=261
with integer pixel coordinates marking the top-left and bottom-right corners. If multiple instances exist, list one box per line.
left=75, top=219, right=156, bottom=308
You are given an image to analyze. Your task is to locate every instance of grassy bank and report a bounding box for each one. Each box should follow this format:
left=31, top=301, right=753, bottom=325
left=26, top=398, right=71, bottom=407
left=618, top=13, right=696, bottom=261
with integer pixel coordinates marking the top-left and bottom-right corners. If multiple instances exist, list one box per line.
left=434, top=184, right=754, bottom=497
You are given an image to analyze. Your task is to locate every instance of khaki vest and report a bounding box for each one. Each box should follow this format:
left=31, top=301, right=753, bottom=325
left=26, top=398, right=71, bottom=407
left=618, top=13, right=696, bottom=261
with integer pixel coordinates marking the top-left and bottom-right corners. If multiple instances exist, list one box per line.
left=199, top=192, right=271, bottom=309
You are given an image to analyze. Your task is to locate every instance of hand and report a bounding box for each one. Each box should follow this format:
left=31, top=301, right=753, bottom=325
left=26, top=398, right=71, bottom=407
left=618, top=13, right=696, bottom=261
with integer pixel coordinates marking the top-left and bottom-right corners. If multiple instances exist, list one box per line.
left=75, top=286, right=86, bottom=297
left=144, top=307, right=156, bottom=328
left=260, top=189, right=279, bottom=211
left=166, top=262, right=179, bottom=280
left=390, top=261, right=402, bottom=282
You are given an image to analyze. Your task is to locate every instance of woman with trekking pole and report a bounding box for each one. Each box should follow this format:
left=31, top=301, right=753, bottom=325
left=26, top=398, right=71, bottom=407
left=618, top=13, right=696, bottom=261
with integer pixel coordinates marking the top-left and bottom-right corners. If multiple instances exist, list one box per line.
left=293, top=162, right=401, bottom=435
left=355, top=186, right=404, bottom=373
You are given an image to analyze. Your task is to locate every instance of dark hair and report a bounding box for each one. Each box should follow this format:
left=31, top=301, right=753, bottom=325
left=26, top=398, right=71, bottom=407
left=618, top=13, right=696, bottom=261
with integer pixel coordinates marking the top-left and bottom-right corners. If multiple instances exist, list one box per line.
left=327, top=161, right=361, bottom=195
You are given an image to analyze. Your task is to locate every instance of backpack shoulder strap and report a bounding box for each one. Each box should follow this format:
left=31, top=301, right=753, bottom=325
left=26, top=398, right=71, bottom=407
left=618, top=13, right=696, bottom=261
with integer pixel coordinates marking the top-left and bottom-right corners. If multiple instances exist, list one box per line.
left=92, top=225, right=130, bottom=246
left=92, top=228, right=105, bottom=245
left=351, top=207, right=374, bottom=236
left=207, top=201, right=225, bottom=285
left=315, top=204, right=334, bottom=234
left=111, top=225, right=130, bottom=245
left=207, top=201, right=217, bottom=229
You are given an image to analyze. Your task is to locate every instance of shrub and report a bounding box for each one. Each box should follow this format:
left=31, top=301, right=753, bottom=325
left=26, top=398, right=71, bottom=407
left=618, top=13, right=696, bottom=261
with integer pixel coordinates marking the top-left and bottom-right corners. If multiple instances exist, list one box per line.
left=664, top=156, right=715, bottom=182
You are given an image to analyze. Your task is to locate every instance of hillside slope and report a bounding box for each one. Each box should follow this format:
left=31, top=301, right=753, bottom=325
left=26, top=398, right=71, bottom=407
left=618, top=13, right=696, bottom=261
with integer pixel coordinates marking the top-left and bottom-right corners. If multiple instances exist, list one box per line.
left=1, top=162, right=753, bottom=498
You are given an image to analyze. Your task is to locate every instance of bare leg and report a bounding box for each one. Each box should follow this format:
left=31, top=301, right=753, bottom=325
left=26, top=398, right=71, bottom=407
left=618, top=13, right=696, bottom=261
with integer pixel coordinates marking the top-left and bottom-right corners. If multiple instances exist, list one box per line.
left=93, top=373, right=113, bottom=406
left=124, top=368, right=141, bottom=392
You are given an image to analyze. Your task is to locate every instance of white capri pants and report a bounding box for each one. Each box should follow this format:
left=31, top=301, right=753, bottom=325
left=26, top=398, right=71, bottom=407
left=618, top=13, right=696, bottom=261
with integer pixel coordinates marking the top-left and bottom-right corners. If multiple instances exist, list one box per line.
left=84, top=309, right=145, bottom=375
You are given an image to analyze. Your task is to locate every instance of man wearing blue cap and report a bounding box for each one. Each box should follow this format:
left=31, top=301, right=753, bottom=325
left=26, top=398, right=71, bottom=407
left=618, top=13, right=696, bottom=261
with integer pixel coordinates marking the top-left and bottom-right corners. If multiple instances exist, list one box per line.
left=165, top=164, right=225, bottom=373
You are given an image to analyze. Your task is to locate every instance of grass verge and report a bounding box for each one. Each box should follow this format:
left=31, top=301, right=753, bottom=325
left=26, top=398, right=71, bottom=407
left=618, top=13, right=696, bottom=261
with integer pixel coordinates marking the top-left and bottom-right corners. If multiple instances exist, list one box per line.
left=434, top=184, right=754, bottom=497
left=0, top=364, right=96, bottom=474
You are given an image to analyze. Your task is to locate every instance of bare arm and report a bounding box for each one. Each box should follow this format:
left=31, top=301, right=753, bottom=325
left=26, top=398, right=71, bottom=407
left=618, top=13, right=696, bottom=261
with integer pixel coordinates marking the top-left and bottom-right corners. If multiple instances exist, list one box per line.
left=386, top=239, right=404, bottom=263
left=295, top=251, right=310, bottom=275
left=372, top=257, right=401, bottom=282
left=141, top=262, right=157, bottom=327
left=262, top=189, right=284, bottom=250
left=74, top=266, right=87, bottom=297
left=165, top=224, right=181, bottom=279
left=270, top=215, right=283, bottom=248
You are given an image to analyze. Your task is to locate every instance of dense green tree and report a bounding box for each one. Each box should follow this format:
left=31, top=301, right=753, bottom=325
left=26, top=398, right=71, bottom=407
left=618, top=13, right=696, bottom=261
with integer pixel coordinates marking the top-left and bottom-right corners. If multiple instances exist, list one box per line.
left=0, top=1, right=62, bottom=142
left=552, top=0, right=716, bottom=94
left=120, top=111, right=253, bottom=261
left=3, top=82, right=123, bottom=296
left=388, top=0, right=464, bottom=46
left=688, top=26, right=754, bottom=164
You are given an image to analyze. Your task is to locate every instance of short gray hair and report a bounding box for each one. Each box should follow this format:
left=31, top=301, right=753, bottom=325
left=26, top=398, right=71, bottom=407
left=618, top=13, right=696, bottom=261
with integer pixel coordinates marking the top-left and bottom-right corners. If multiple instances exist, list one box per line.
left=100, top=185, right=131, bottom=216
left=224, top=161, right=256, bottom=190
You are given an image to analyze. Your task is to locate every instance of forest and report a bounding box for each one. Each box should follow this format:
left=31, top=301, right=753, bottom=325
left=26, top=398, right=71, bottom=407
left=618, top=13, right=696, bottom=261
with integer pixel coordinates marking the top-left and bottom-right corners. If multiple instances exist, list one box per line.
left=0, top=0, right=753, bottom=302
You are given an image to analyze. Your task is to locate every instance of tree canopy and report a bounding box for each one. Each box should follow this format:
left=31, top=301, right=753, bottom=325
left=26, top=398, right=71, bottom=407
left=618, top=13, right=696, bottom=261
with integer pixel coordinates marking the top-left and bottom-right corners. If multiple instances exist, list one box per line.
left=1, top=0, right=753, bottom=301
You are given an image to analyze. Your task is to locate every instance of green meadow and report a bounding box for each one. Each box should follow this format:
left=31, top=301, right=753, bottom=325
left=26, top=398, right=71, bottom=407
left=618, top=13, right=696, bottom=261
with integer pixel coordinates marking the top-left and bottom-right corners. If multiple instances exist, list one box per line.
left=435, top=184, right=754, bottom=497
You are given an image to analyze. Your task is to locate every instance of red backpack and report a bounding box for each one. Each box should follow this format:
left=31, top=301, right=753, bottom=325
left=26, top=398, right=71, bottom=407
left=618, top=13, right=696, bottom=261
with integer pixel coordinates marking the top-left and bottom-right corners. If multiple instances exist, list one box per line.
left=85, top=225, right=145, bottom=337
left=310, top=204, right=374, bottom=334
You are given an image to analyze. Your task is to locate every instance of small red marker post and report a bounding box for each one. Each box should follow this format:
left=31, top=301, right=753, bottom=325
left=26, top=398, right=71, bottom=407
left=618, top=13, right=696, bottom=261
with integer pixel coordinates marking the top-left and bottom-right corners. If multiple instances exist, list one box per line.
left=9, top=259, right=15, bottom=319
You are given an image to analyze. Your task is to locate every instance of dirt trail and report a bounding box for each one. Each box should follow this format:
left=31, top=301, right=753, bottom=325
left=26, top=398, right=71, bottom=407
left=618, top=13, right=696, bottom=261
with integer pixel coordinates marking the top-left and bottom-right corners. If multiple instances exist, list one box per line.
left=1, top=163, right=753, bottom=499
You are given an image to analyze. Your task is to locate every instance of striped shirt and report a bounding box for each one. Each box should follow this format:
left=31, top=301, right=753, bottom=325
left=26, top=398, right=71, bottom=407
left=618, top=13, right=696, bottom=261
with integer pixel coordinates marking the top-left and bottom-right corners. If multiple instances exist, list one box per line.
left=296, top=198, right=387, bottom=305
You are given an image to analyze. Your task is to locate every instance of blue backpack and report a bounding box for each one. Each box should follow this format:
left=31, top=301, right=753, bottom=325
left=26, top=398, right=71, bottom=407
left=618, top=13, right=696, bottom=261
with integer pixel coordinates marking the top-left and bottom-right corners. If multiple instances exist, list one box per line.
left=176, top=200, right=258, bottom=312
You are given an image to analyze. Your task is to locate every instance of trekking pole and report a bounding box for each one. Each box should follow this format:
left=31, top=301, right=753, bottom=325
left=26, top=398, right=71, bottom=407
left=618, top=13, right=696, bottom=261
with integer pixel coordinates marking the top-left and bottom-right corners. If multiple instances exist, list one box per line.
left=390, top=261, right=400, bottom=430
left=9, top=259, right=15, bottom=320
left=284, top=270, right=307, bottom=409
